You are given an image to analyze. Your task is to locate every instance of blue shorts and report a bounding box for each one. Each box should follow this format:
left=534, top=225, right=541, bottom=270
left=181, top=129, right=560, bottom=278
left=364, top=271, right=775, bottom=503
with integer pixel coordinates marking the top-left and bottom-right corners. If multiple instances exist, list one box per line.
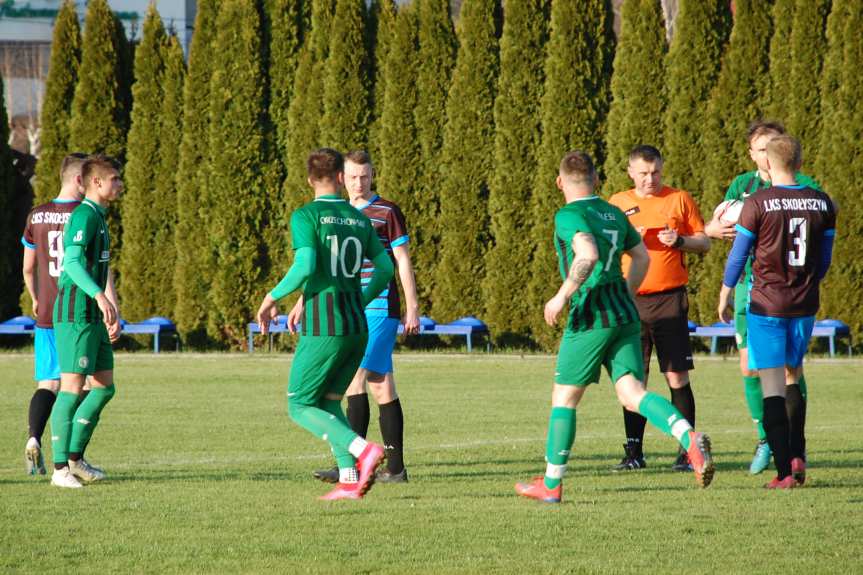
left=34, top=327, right=61, bottom=381
left=360, top=315, right=399, bottom=374
left=746, top=312, right=815, bottom=370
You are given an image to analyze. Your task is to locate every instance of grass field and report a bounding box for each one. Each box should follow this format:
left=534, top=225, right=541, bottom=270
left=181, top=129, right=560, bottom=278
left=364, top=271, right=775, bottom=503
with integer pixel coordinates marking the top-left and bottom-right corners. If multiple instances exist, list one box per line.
left=1, top=352, right=862, bottom=574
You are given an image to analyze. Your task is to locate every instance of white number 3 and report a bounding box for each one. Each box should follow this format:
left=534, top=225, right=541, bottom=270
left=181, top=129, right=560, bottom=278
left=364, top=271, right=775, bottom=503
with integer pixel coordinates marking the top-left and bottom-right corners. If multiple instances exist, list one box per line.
left=788, top=217, right=807, bottom=267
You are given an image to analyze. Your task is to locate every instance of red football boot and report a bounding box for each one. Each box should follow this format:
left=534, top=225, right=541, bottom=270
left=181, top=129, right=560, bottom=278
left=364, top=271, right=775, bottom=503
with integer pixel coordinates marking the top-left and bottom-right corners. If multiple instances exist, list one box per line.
left=319, top=482, right=363, bottom=501
left=765, top=475, right=798, bottom=490
left=355, top=443, right=386, bottom=496
left=515, top=476, right=562, bottom=503
left=791, top=457, right=806, bottom=485
left=685, top=431, right=715, bottom=488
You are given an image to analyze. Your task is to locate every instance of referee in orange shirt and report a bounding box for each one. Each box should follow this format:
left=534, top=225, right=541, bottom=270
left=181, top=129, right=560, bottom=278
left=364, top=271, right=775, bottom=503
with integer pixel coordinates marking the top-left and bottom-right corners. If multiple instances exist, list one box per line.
left=608, top=145, right=711, bottom=472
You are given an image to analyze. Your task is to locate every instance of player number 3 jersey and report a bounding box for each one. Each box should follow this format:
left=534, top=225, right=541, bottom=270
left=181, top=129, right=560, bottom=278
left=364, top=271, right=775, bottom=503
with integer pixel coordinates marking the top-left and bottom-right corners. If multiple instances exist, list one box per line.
left=554, top=197, right=642, bottom=332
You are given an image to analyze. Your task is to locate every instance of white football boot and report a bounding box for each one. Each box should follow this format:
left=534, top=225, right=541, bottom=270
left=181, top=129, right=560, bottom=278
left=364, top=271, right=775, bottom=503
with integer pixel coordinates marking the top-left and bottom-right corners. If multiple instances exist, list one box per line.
left=51, top=467, right=84, bottom=489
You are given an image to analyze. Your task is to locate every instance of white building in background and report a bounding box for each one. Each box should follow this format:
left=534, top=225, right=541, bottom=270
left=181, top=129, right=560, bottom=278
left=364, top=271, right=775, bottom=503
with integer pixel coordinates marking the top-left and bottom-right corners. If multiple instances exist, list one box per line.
left=0, top=0, right=196, bottom=153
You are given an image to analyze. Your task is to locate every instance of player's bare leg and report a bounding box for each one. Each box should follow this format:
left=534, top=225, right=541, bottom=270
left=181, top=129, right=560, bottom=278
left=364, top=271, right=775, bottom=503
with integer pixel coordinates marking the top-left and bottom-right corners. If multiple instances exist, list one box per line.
left=25, top=379, right=59, bottom=475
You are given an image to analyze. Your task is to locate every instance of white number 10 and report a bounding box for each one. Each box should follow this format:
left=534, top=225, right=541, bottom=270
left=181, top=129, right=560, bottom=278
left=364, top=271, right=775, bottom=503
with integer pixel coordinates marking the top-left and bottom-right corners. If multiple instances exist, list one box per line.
left=326, top=235, right=362, bottom=278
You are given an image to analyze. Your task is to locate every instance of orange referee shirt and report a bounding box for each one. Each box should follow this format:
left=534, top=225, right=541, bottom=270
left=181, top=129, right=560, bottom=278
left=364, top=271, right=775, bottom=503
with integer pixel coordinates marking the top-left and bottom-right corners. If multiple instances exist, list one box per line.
left=607, top=185, right=704, bottom=295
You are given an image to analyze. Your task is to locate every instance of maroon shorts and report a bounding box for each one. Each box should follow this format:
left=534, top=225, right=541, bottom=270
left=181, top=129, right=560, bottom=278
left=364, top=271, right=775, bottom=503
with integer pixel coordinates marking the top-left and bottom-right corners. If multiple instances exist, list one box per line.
left=635, top=287, right=694, bottom=375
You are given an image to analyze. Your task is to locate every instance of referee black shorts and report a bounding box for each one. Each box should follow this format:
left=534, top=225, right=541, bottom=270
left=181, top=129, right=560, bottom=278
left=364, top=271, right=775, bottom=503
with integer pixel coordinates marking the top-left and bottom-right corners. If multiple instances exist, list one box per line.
left=635, top=286, right=694, bottom=375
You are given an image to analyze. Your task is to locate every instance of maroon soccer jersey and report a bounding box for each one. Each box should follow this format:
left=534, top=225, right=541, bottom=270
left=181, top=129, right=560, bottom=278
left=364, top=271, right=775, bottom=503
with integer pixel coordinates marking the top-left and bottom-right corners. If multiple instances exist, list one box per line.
left=737, top=185, right=836, bottom=317
left=358, top=195, right=409, bottom=318
left=21, top=199, right=81, bottom=327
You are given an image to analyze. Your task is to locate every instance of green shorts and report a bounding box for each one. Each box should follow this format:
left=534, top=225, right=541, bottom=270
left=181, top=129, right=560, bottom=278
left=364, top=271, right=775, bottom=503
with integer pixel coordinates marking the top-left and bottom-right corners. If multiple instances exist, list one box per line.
left=555, top=321, right=644, bottom=387
left=54, top=321, right=114, bottom=375
left=288, top=334, right=367, bottom=406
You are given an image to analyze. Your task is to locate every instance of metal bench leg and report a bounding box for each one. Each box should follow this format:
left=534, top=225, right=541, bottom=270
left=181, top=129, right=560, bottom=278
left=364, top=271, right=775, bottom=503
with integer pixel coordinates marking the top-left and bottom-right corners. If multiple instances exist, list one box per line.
left=711, top=336, right=718, bottom=354
left=829, top=336, right=835, bottom=357
left=467, top=334, right=472, bottom=353
left=155, top=333, right=160, bottom=354
left=248, top=329, right=254, bottom=353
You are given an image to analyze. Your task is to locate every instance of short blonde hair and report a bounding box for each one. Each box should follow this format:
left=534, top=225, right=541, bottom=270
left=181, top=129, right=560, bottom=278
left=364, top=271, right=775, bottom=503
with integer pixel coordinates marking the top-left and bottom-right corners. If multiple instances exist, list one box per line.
left=766, top=135, right=802, bottom=172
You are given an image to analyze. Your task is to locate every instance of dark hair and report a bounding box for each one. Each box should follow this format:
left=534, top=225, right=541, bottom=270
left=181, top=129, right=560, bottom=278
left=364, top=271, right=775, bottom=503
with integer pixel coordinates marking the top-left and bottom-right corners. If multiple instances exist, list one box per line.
left=766, top=134, right=802, bottom=171
left=81, top=154, right=120, bottom=187
left=747, top=119, right=786, bottom=144
left=628, top=145, right=662, bottom=164
left=559, top=151, right=596, bottom=180
left=60, top=152, right=89, bottom=180
left=306, top=148, right=344, bottom=182
left=345, top=149, right=372, bottom=167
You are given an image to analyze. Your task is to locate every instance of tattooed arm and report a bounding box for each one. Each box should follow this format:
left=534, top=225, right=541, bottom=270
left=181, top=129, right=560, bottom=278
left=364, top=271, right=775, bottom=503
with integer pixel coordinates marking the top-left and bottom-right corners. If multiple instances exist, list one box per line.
left=544, top=232, right=599, bottom=326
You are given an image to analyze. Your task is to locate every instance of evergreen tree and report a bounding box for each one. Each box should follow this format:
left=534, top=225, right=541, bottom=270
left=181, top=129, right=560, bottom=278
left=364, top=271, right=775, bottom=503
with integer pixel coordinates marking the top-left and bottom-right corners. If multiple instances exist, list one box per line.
left=68, top=0, right=132, bottom=284
left=151, top=35, right=185, bottom=317
left=786, top=0, right=830, bottom=157
left=815, top=0, right=849, bottom=186
left=526, top=0, right=616, bottom=349
left=69, top=0, right=129, bottom=161
left=367, top=0, right=396, bottom=168
left=413, top=0, right=456, bottom=309
left=282, top=0, right=335, bottom=272
left=119, top=5, right=166, bottom=320
left=481, top=0, right=549, bottom=342
left=268, top=0, right=305, bottom=165
left=0, top=73, right=17, bottom=320
left=321, top=0, right=370, bottom=151
left=431, top=0, right=500, bottom=322
left=765, top=0, right=795, bottom=120
left=207, top=0, right=270, bottom=347
left=662, top=0, right=731, bottom=196
left=378, top=3, right=419, bottom=211
left=693, top=0, right=773, bottom=326
left=174, top=0, right=217, bottom=345
left=34, top=0, right=80, bottom=204
left=819, top=0, right=863, bottom=345
left=602, top=0, right=666, bottom=196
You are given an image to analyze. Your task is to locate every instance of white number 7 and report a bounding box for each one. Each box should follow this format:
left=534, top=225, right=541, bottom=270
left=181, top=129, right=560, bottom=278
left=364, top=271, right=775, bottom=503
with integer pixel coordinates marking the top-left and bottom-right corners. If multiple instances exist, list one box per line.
left=601, top=229, right=619, bottom=272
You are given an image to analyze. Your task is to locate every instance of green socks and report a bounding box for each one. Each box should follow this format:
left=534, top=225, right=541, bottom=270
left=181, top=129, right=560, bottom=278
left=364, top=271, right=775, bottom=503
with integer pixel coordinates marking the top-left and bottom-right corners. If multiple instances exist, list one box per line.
left=289, top=398, right=358, bottom=466
left=637, top=392, right=693, bottom=450
left=50, top=391, right=79, bottom=465
left=320, top=398, right=355, bottom=468
left=743, top=375, right=766, bottom=440
left=69, top=385, right=115, bottom=455
left=544, top=407, right=576, bottom=489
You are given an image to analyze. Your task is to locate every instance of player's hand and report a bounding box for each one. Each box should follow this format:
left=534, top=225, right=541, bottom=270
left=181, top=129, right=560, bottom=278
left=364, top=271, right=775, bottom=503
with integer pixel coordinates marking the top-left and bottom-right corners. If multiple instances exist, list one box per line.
left=717, top=294, right=734, bottom=324
left=107, top=318, right=121, bottom=343
left=287, top=297, right=304, bottom=334
left=705, top=217, right=736, bottom=240
left=635, top=226, right=646, bottom=237
left=31, top=298, right=38, bottom=317
left=95, top=292, right=117, bottom=326
left=544, top=294, right=567, bottom=326
left=256, top=295, right=279, bottom=335
left=657, top=226, right=678, bottom=247
left=402, top=306, right=420, bottom=335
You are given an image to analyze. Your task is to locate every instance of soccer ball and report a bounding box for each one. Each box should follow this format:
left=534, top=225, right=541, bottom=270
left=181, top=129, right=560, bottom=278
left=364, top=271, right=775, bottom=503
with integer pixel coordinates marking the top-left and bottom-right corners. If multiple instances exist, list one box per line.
left=713, top=199, right=744, bottom=225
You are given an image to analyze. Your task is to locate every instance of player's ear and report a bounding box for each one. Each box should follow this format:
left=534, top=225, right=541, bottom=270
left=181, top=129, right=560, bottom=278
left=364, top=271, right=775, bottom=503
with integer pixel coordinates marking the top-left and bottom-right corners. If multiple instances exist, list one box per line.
left=556, top=175, right=564, bottom=192
left=337, top=172, right=345, bottom=186
left=306, top=177, right=313, bottom=189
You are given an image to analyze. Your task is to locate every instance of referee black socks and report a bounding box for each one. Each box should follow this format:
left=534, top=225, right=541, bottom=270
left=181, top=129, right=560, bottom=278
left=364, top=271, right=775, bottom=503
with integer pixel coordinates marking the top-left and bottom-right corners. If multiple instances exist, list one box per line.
left=346, top=393, right=370, bottom=438
left=379, top=399, right=405, bottom=474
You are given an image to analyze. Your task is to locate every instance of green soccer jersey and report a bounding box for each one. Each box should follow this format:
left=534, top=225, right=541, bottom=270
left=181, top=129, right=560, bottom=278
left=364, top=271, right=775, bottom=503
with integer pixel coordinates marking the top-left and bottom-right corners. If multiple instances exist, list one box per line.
left=291, top=195, right=385, bottom=336
left=554, top=196, right=642, bottom=332
left=725, top=170, right=822, bottom=310
left=54, top=199, right=110, bottom=325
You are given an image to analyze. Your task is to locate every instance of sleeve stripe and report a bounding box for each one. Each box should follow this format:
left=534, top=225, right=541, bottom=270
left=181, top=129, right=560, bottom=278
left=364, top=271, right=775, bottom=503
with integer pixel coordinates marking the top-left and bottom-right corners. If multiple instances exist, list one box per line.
left=21, top=236, right=36, bottom=249
left=390, top=235, right=409, bottom=248
left=734, top=224, right=756, bottom=239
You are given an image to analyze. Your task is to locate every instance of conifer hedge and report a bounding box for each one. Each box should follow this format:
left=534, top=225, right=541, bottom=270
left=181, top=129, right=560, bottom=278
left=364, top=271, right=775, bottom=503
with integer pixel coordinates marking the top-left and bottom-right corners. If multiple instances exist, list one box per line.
left=527, top=0, right=615, bottom=350
left=602, top=0, right=666, bottom=196
left=432, top=0, right=500, bottom=323
left=367, top=0, right=396, bottom=170
left=119, top=5, right=166, bottom=319
left=33, top=0, right=80, bottom=204
left=482, top=0, right=548, bottom=342
left=174, top=0, right=216, bottom=346
left=413, top=0, right=456, bottom=310
left=206, top=0, right=269, bottom=347
left=765, top=0, right=795, bottom=121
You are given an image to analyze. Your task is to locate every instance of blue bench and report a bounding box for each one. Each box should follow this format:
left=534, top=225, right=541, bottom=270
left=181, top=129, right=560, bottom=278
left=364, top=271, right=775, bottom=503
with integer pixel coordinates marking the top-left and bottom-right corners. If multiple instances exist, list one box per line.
left=120, top=316, right=178, bottom=353
left=0, top=315, right=36, bottom=336
left=247, top=315, right=490, bottom=353
left=689, top=319, right=852, bottom=357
